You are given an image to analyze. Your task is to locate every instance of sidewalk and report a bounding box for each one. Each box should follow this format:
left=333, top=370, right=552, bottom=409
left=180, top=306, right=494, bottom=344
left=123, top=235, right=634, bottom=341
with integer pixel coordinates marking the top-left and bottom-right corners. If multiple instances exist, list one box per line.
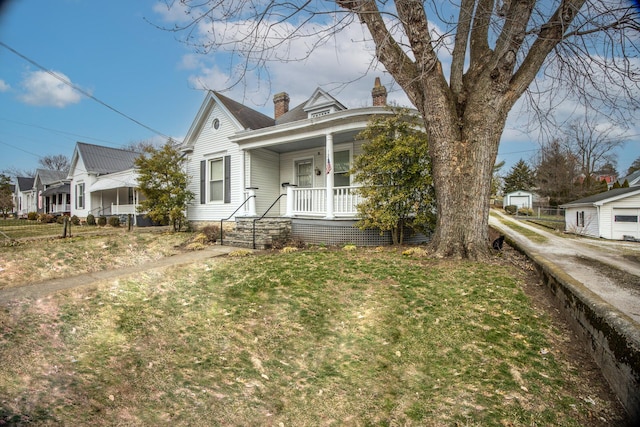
left=489, top=210, right=640, bottom=325
left=0, top=245, right=242, bottom=305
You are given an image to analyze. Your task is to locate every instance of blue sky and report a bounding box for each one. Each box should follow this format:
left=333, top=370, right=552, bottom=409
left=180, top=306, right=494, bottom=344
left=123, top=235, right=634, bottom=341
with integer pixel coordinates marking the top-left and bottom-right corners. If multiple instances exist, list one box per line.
left=0, top=0, right=638, bottom=179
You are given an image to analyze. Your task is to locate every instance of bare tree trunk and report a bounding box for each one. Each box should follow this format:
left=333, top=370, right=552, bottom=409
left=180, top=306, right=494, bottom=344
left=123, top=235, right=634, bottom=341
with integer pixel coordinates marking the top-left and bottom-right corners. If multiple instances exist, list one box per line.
left=422, top=105, right=505, bottom=259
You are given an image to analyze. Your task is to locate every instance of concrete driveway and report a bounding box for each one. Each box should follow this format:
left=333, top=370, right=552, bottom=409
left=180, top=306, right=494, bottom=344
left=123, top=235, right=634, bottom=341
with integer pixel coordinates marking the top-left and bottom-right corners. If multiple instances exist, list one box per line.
left=489, top=209, right=640, bottom=325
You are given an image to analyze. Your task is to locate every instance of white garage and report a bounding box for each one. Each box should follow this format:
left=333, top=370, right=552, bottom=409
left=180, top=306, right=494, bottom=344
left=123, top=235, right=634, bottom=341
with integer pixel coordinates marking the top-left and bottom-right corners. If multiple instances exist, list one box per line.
left=503, top=191, right=533, bottom=209
left=561, top=187, right=640, bottom=240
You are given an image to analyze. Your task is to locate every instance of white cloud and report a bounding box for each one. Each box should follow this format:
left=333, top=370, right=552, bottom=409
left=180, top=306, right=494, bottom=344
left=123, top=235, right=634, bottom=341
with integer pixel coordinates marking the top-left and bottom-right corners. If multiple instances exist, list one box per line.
left=18, top=70, right=83, bottom=108
left=0, top=79, right=9, bottom=92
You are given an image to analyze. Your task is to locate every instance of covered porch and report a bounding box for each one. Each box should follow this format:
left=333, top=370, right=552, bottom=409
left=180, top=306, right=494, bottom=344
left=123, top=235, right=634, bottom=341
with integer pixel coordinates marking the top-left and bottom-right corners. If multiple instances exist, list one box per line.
left=41, top=183, right=71, bottom=215
left=233, top=107, right=392, bottom=220
left=88, top=171, right=145, bottom=224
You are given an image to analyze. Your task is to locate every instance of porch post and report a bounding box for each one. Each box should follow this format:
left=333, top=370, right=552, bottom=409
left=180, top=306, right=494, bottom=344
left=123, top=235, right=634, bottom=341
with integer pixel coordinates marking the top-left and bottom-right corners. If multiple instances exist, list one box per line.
left=325, top=132, right=334, bottom=219
left=285, top=184, right=296, bottom=217
left=246, top=187, right=257, bottom=216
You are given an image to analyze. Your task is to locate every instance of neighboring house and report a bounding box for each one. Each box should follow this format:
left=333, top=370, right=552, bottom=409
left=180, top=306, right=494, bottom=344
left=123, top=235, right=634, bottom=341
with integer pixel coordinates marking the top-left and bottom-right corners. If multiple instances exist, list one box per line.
left=14, top=176, right=35, bottom=217
left=33, top=169, right=70, bottom=216
left=561, top=187, right=640, bottom=240
left=68, top=142, right=145, bottom=223
left=503, top=190, right=534, bottom=209
left=615, top=170, right=640, bottom=188
left=181, top=78, right=428, bottom=246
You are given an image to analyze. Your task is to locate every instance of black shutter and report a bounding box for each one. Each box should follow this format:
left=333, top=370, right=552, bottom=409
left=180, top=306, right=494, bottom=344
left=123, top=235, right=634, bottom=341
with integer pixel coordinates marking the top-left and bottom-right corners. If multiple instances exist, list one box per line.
left=224, top=155, right=231, bottom=204
left=200, top=160, right=206, bottom=204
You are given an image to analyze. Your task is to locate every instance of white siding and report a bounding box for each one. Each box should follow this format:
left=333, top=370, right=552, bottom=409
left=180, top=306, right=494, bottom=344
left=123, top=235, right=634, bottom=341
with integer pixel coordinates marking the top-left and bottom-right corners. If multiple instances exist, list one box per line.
left=69, top=159, right=98, bottom=219
left=185, top=102, right=245, bottom=221
left=600, top=193, right=640, bottom=239
left=565, top=207, right=599, bottom=237
left=248, top=149, right=281, bottom=215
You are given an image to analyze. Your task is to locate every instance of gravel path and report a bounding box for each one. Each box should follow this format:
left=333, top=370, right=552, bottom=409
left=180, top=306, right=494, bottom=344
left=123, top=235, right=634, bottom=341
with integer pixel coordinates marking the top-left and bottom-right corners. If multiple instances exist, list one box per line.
left=490, top=210, right=640, bottom=325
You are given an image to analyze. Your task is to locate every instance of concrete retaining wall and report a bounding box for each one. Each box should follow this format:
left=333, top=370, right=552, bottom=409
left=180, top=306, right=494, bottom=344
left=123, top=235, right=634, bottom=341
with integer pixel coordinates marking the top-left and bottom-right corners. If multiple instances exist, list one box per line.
left=506, top=237, right=640, bottom=423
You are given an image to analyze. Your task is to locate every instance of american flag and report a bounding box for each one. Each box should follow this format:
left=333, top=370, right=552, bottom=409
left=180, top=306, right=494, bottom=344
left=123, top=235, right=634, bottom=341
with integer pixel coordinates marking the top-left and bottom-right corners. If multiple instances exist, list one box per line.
left=326, top=158, right=332, bottom=174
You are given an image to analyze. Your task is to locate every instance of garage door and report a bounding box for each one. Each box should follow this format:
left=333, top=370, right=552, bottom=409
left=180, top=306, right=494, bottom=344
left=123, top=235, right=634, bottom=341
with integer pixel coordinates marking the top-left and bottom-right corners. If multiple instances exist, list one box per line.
left=509, top=196, right=530, bottom=209
left=612, top=208, right=640, bottom=240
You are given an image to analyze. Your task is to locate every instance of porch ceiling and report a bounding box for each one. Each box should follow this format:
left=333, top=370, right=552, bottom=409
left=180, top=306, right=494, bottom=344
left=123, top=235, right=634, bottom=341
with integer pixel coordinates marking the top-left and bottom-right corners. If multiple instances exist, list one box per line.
left=259, top=129, right=361, bottom=154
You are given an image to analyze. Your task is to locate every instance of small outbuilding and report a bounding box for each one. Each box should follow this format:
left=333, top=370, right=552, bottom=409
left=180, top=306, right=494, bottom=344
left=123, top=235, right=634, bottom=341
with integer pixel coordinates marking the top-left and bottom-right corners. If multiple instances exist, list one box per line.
left=503, top=190, right=533, bottom=209
left=561, top=187, right=640, bottom=240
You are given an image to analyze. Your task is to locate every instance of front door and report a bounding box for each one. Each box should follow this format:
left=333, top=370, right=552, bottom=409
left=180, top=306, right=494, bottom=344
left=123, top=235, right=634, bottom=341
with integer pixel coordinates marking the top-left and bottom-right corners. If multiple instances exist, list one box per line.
left=295, top=159, right=313, bottom=188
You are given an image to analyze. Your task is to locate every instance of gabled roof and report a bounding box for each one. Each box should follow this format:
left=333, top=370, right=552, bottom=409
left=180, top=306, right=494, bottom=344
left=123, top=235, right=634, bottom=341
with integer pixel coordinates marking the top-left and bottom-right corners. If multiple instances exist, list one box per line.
left=16, top=176, right=34, bottom=192
left=561, top=187, right=640, bottom=207
left=617, top=169, right=640, bottom=187
left=74, top=142, right=140, bottom=175
left=35, top=169, right=67, bottom=185
left=213, top=91, right=274, bottom=130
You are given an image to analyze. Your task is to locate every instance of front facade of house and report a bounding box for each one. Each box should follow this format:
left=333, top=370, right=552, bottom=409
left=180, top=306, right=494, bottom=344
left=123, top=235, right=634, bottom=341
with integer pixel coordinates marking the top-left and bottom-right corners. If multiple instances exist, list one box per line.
left=562, top=187, right=640, bottom=240
left=68, top=142, right=145, bottom=223
left=33, top=169, right=70, bottom=216
left=14, top=177, right=36, bottom=218
left=181, top=79, right=429, bottom=245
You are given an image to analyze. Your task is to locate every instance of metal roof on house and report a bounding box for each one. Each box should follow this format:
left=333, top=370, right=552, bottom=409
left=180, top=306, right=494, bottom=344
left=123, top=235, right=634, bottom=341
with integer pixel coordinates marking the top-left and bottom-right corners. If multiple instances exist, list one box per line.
left=560, top=186, right=640, bottom=207
left=16, top=176, right=34, bottom=192
left=76, top=142, right=141, bottom=175
left=213, top=92, right=274, bottom=130
left=35, top=169, right=67, bottom=185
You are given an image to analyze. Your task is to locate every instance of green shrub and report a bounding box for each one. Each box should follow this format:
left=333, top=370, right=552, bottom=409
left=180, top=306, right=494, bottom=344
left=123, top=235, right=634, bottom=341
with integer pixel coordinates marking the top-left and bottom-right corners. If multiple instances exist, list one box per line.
left=108, top=216, right=120, bottom=227
left=86, top=214, right=96, bottom=226
left=97, top=216, right=107, bottom=226
left=504, top=205, right=517, bottom=215
left=70, top=215, right=80, bottom=225
left=56, top=215, right=65, bottom=224
left=27, top=212, right=38, bottom=221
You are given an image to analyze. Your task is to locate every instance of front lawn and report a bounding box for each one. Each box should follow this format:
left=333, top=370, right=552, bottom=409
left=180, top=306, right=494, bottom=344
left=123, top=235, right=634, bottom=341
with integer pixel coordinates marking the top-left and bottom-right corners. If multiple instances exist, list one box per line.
left=0, top=246, right=624, bottom=426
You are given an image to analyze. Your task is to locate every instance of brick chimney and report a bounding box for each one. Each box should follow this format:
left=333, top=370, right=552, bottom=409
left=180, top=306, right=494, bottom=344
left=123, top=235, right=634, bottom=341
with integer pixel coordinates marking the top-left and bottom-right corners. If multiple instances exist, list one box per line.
left=371, top=77, right=387, bottom=106
left=273, top=92, right=290, bottom=119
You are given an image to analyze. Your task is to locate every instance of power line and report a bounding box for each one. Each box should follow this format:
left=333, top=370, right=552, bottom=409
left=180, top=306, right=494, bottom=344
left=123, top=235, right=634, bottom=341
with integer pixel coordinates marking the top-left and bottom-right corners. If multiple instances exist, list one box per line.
left=0, top=41, right=172, bottom=140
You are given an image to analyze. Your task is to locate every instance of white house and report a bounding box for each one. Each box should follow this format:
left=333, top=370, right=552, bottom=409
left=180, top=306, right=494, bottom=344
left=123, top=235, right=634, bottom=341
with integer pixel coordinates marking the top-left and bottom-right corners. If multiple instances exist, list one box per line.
left=181, top=78, right=429, bottom=246
left=503, top=190, right=534, bottom=209
left=68, top=142, right=145, bottom=223
left=33, top=169, right=70, bottom=216
left=14, top=176, right=35, bottom=218
left=561, top=187, right=640, bottom=240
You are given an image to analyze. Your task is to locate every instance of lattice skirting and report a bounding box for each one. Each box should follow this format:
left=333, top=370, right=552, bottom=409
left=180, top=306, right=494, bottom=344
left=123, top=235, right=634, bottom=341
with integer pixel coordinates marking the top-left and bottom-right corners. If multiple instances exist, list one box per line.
left=291, top=218, right=431, bottom=246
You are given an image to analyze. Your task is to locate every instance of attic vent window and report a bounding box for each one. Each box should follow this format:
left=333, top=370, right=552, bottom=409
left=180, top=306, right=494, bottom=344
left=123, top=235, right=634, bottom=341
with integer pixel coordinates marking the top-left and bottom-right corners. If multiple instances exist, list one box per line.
left=212, top=118, right=220, bottom=130
left=310, top=110, right=330, bottom=118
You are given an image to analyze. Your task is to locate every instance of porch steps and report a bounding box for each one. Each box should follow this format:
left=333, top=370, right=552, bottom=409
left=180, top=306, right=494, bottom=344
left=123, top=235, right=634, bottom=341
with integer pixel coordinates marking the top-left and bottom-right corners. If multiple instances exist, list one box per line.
left=221, top=217, right=291, bottom=250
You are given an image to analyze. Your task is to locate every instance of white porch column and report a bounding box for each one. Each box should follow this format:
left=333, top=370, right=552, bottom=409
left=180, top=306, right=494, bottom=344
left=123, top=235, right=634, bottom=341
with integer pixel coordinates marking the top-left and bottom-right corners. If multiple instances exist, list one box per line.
left=246, top=187, right=257, bottom=216
left=285, top=184, right=296, bottom=217
left=325, top=132, right=334, bottom=219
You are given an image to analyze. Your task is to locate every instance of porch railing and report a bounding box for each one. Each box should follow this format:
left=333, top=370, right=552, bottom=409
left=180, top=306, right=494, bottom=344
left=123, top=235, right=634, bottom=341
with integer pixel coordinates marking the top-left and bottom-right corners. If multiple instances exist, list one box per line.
left=111, top=204, right=138, bottom=215
left=290, top=186, right=361, bottom=216
left=49, top=204, right=71, bottom=214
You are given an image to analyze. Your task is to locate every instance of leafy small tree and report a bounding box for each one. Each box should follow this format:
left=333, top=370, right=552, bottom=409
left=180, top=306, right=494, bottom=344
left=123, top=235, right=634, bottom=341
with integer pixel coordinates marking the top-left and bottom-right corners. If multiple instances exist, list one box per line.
left=503, top=159, right=535, bottom=194
left=135, top=140, right=194, bottom=231
left=0, top=174, right=13, bottom=218
left=351, top=109, right=435, bottom=245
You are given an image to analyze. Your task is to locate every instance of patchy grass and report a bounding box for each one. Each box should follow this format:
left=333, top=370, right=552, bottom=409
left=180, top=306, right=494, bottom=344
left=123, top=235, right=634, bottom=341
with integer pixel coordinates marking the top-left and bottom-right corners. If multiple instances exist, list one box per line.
left=0, top=220, right=104, bottom=240
left=0, top=231, right=194, bottom=289
left=492, top=214, right=548, bottom=244
left=0, top=247, right=624, bottom=426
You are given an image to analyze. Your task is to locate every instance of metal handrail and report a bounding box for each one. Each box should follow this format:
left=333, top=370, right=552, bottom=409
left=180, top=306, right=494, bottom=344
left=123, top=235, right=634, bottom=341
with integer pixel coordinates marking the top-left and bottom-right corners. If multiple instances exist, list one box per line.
left=252, top=193, right=287, bottom=249
left=220, top=195, right=256, bottom=245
